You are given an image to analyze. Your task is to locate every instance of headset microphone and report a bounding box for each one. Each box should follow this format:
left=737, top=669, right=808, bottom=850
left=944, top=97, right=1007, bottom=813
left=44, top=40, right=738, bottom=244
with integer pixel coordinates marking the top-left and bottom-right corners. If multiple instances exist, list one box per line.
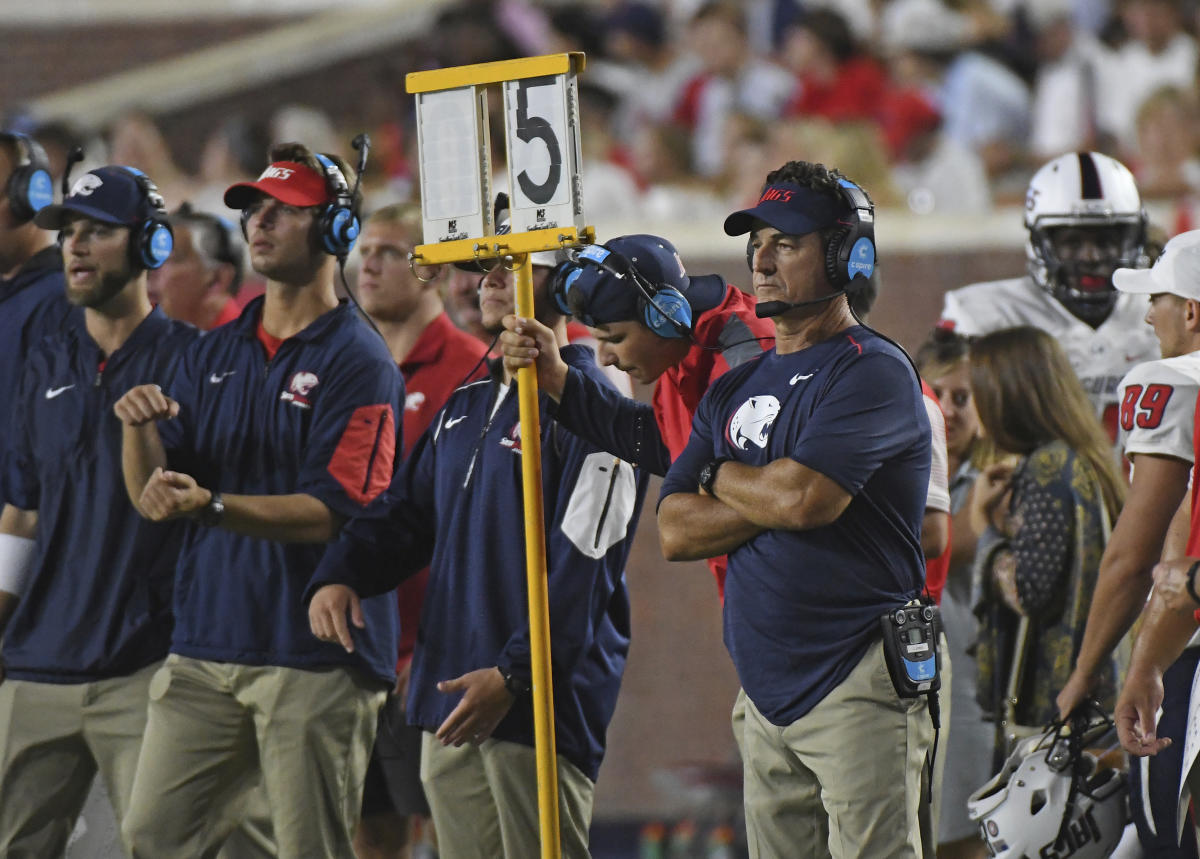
left=350, top=133, right=370, bottom=198
left=755, top=289, right=847, bottom=318
left=62, top=145, right=85, bottom=197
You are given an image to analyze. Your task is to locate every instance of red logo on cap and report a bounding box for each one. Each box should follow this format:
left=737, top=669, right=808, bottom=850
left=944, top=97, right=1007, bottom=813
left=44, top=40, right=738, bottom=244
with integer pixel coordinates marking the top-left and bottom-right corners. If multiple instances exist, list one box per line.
left=758, top=187, right=794, bottom=204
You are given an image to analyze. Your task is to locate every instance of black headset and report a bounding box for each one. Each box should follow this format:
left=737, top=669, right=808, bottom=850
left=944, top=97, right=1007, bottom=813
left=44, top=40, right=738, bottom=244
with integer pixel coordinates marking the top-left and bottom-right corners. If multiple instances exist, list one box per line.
left=122, top=168, right=175, bottom=270
left=553, top=242, right=693, bottom=340
left=59, top=153, right=174, bottom=271
left=1, top=131, right=54, bottom=224
left=745, top=178, right=876, bottom=296
left=313, top=151, right=361, bottom=259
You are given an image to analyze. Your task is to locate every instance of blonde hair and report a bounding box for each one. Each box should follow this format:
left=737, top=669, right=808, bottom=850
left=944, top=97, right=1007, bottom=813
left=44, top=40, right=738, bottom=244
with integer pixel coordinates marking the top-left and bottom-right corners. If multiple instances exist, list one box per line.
left=969, top=326, right=1125, bottom=517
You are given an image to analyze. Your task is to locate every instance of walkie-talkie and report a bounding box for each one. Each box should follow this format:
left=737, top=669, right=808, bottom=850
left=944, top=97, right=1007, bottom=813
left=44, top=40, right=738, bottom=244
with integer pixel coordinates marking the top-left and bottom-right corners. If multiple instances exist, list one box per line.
left=880, top=602, right=941, bottom=698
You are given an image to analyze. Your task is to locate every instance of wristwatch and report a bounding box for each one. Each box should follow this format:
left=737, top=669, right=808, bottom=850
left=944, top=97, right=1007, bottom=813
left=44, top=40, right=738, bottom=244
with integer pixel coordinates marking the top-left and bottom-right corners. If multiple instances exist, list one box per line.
left=698, top=457, right=730, bottom=497
left=499, top=667, right=531, bottom=697
left=197, top=490, right=225, bottom=528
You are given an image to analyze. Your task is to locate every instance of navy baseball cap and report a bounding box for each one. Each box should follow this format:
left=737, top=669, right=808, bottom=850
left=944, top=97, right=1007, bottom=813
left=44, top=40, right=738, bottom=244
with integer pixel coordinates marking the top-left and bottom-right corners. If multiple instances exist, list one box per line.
left=35, top=166, right=156, bottom=229
left=561, top=234, right=723, bottom=326
left=723, top=182, right=843, bottom=237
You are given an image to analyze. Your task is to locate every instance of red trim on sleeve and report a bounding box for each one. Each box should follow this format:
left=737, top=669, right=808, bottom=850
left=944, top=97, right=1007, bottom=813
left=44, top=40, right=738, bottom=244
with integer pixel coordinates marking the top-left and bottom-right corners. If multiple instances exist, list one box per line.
left=327, top=404, right=396, bottom=506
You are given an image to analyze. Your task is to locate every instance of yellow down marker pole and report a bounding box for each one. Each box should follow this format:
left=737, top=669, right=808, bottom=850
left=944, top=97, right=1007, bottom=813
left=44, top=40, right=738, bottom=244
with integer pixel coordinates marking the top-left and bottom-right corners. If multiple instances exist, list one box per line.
left=513, top=253, right=562, bottom=858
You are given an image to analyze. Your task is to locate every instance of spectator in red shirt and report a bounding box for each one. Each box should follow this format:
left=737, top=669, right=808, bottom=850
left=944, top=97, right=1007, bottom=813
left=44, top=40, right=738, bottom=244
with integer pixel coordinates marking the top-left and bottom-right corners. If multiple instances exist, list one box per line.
left=780, top=7, right=888, bottom=124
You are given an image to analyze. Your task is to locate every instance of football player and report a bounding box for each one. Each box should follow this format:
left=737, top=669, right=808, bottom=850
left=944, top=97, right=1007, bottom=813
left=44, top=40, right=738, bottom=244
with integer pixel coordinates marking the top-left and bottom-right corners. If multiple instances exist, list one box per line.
left=1057, top=230, right=1200, bottom=857
left=941, top=152, right=1160, bottom=437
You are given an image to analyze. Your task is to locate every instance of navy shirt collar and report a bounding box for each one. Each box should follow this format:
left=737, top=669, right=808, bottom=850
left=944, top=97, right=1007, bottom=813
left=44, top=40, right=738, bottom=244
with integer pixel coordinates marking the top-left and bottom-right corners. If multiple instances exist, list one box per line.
left=67, top=305, right=176, bottom=364
left=231, top=294, right=356, bottom=343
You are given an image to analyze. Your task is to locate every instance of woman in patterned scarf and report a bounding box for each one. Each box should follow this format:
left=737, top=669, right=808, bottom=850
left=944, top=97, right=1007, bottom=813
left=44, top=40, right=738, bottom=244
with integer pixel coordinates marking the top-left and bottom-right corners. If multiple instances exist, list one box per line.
left=967, top=325, right=1126, bottom=769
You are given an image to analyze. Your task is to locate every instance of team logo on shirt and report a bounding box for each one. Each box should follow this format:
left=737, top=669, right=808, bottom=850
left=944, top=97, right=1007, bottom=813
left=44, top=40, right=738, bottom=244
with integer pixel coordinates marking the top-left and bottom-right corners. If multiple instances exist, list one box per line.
left=280, top=371, right=319, bottom=409
left=405, top=391, right=426, bottom=412
left=726, top=395, right=780, bottom=450
left=499, top=421, right=522, bottom=454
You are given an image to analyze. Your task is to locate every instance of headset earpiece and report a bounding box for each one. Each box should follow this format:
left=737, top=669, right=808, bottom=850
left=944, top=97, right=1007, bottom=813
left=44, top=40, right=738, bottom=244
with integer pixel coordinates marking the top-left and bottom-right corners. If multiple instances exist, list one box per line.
left=824, top=178, right=876, bottom=293
left=640, top=284, right=691, bottom=338
left=313, top=152, right=360, bottom=259
left=570, top=243, right=693, bottom=339
left=550, top=262, right=582, bottom=317
left=122, top=167, right=174, bottom=270
left=745, top=236, right=755, bottom=272
left=2, top=132, right=54, bottom=224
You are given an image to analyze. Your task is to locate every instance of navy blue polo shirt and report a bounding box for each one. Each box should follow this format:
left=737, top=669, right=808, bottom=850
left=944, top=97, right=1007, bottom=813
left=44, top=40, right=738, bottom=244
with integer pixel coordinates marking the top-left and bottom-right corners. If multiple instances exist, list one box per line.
left=309, top=347, right=649, bottom=781
left=2, top=308, right=195, bottom=682
left=0, top=246, right=77, bottom=506
left=158, top=296, right=403, bottom=684
left=660, top=326, right=930, bottom=726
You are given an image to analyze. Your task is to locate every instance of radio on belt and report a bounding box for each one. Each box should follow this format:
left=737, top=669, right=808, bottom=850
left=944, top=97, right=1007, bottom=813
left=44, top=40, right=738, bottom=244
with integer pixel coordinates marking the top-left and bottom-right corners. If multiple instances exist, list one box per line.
left=880, top=602, right=941, bottom=698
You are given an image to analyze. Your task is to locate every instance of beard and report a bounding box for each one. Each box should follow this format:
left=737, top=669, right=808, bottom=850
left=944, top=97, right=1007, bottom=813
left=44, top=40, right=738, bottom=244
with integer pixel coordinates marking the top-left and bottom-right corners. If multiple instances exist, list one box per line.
left=69, top=263, right=135, bottom=308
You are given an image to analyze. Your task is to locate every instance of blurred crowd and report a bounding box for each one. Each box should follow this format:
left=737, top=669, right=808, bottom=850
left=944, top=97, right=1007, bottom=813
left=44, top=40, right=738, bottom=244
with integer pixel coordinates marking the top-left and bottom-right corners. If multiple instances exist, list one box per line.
left=10, top=0, right=1200, bottom=233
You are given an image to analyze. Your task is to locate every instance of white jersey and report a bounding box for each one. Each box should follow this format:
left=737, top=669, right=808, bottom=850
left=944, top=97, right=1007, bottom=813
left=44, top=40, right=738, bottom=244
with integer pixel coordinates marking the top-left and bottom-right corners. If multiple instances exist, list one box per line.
left=1119, top=354, right=1200, bottom=654
left=941, top=276, right=1160, bottom=429
left=924, top=392, right=951, bottom=513
left=1117, top=353, right=1200, bottom=464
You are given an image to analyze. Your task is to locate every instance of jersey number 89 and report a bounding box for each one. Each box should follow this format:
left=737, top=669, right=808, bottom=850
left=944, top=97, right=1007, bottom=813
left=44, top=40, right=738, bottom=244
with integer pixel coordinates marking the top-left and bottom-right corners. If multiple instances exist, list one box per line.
left=1120, top=384, right=1173, bottom=431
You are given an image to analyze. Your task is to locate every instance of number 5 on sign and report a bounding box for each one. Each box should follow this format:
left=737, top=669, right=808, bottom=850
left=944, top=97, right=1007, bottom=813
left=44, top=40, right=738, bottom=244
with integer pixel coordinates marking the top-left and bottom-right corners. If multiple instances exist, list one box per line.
left=504, top=74, right=584, bottom=235
left=406, top=53, right=589, bottom=266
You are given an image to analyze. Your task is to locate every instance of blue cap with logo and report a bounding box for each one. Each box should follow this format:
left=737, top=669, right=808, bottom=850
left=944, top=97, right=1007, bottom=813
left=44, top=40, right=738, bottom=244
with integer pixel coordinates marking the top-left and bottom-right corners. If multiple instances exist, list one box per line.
left=553, top=233, right=723, bottom=327
left=35, top=166, right=159, bottom=230
left=35, top=165, right=175, bottom=269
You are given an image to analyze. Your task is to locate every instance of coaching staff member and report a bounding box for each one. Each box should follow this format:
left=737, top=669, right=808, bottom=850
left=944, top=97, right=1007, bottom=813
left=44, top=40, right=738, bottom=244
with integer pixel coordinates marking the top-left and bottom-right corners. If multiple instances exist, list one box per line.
left=0, top=164, right=192, bottom=856
left=115, top=142, right=402, bottom=858
left=657, top=161, right=933, bottom=858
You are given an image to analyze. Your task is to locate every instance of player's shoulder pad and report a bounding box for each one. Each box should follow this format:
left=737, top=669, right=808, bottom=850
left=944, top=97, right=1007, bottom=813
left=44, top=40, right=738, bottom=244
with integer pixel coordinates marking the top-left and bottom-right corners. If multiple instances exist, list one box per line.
left=1121, top=354, right=1200, bottom=392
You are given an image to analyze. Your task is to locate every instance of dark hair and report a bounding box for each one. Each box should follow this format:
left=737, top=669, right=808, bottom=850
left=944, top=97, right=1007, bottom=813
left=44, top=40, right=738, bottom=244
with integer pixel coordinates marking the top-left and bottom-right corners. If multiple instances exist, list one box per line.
left=764, top=159, right=847, bottom=197
left=268, top=141, right=361, bottom=215
left=795, top=8, right=856, bottom=63
left=915, top=324, right=972, bottom=377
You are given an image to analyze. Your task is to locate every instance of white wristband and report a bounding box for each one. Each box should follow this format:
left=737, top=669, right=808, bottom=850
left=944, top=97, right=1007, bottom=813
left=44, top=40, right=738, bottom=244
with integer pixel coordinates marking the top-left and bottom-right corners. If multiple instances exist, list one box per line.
left=0, top=533, right=36, bottom=596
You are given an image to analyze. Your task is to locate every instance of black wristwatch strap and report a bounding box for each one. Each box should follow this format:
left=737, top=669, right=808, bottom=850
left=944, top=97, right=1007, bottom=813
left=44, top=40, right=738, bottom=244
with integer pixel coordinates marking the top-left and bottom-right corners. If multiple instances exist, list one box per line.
left=700, top=456, right=730, bottom=497
left=197, top=490, right=224, bottom=528
left=499, top=667, right=531, bottom=697
left=1186, top=560, right=1200, bottom=606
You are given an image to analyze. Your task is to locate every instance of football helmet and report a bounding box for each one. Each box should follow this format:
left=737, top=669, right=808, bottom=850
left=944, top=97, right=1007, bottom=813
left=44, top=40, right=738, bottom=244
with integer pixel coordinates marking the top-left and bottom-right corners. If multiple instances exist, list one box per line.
left=968, top=711, right=1128, bottom=859
left=1024, top=152, right=1147, bottom=327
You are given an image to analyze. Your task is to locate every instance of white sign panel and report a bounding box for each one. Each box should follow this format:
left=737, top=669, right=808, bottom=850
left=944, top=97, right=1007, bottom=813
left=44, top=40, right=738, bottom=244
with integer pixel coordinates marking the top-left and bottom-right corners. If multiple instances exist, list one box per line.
left=415, top=86, right=492, bottom=245
left=502, top=73, right=585, bottom=236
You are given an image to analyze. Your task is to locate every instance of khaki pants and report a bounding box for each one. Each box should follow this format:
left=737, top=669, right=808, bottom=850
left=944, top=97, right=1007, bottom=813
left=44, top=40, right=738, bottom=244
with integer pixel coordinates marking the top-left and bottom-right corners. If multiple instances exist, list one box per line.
left=739, top=640, right=933, bottom=859
left=420, top=731, right=594, bottom=858
left=0, top=661, right=159, bottom=859
left=919, top=632, right=951, bottom=857
left=122, top=655, right=385, bottom=859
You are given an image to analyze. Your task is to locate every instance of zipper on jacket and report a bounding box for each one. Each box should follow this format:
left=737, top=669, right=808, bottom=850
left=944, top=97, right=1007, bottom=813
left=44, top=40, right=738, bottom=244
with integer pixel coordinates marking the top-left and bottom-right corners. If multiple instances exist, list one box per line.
left=593, top=457, right=621, bottom=550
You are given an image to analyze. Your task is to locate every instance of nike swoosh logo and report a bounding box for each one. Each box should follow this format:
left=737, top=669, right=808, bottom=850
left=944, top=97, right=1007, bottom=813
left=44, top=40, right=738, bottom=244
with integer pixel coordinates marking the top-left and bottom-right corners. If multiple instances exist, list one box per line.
left=790, top=372, right=815, bottom=385
left=209, top=371, right=237, bottom=384
left=45, top=385, right=75, bottom=399
left=444, top=416, right=468, bottom=428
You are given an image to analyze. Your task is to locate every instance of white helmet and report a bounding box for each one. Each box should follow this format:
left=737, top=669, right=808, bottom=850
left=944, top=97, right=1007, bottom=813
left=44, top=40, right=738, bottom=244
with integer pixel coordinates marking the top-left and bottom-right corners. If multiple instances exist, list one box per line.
left=1024, top=151, right=1147, bottom=325
left=968, top=716, right=1128, bottom=859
